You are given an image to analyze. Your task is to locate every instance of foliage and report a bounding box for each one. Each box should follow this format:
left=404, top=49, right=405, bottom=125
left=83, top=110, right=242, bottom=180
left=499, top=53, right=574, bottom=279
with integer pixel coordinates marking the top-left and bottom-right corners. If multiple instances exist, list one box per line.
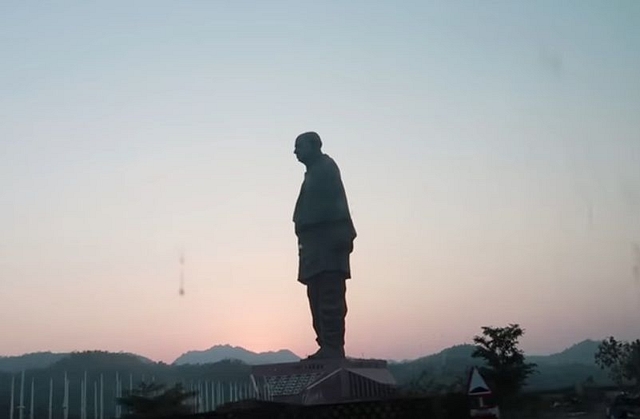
left=472, top=324, right=537, bottom=403
left=388, top=341, right=610, bottom=392
left=594, top=337, right=640, bottom=388
left=401, top=368, right=465, bottom=396
left=118, top=381, right=196, bottom=418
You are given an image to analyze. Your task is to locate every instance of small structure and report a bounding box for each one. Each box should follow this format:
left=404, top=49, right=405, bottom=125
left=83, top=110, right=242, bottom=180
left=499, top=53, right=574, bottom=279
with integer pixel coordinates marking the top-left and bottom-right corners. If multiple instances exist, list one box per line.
left=250, top=358, right=396, bottom=405
left=467, top=367, right=500, bottom=418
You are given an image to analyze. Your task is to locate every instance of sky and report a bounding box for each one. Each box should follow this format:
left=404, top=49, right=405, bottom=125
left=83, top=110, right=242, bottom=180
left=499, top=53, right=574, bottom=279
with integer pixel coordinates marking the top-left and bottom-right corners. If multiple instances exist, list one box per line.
left=1, top=1, right=639, bottom=363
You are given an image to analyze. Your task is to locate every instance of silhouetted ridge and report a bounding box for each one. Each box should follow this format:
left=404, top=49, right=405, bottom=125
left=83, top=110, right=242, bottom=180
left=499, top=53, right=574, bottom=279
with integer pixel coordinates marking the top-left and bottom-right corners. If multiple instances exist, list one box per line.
left=0, top=352, right=68, bottom=372
left=173, top=344, right=300, bottom=365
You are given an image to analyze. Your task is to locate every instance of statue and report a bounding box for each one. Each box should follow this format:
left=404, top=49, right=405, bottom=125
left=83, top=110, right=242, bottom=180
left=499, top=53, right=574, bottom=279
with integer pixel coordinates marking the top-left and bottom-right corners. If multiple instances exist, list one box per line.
left=293, top=131, right=357, bottom=359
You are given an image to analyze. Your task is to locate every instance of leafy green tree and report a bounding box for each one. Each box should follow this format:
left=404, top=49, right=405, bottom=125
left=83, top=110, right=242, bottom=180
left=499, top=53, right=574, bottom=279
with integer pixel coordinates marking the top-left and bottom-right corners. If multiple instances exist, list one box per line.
left=472, top=324, right=537, bottom=403
left=595, top=337, right=640, bottom=389
left=118, top=382, right=196, bottom=418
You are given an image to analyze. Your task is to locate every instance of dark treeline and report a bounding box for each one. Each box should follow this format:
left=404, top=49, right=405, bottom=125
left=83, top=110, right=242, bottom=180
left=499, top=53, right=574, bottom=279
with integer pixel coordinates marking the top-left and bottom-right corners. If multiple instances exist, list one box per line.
left=0, top=338, right=620, bottom=418
left=0, top=351, right=251, bottom=419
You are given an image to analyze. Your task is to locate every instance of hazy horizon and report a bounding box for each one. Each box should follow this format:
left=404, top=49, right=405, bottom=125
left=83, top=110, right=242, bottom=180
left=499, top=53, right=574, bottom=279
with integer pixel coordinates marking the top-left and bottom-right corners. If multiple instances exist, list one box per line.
left=2, top=1, right=639, bottom=364
left=0, top=336, right=605, bottom=364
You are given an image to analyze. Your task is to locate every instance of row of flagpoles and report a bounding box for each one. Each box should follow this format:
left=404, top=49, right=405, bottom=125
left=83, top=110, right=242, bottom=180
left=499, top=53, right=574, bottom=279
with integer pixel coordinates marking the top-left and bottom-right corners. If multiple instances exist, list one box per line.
left=6, top=372, right=273, bottom=418
left=188, top=379, right=274, bottom=413
left=9, top=371, right=74, bottom=419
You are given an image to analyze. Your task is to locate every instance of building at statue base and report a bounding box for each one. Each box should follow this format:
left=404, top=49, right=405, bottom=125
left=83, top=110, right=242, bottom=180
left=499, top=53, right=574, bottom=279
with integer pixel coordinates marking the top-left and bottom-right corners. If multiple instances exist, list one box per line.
left=250, top=358, right=396, bottom=405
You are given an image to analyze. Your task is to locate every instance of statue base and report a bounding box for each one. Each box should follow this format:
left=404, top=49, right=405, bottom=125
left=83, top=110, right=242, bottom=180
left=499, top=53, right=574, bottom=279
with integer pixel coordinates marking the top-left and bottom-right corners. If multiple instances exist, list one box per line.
left=250, top=358, right=397, bottom=405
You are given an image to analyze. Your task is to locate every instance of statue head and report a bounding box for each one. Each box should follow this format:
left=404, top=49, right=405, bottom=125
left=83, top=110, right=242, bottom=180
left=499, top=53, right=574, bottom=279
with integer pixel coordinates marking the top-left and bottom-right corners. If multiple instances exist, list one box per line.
left=294, top=131, right=323, bottom=165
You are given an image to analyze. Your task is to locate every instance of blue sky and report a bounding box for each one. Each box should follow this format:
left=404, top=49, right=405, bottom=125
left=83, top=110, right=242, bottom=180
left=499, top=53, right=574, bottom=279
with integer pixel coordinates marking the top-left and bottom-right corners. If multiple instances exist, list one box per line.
left=1, top=1, right=639, bottom=362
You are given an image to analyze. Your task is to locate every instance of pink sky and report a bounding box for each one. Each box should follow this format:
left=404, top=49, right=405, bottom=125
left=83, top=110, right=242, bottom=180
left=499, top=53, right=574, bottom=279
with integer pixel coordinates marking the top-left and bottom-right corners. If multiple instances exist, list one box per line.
left=1, top=2, right=639, bottom=363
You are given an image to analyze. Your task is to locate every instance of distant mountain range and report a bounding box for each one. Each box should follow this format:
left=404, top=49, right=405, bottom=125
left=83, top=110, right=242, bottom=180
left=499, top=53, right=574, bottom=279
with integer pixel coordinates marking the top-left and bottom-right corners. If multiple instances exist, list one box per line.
left=0, top=351, right=153, bottom=373
left=387, top=339, right=610, bottom=391
left=0, top=339, right=608, bottom=392
left=172, top=345, right=300, bottom=365
left=0, top=346, right=299, bottom=373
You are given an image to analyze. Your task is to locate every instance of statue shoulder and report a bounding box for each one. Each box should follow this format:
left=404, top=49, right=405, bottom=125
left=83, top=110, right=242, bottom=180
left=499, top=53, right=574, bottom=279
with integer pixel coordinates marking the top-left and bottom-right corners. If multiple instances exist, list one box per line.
left=317, top=154, right=342, bottom=178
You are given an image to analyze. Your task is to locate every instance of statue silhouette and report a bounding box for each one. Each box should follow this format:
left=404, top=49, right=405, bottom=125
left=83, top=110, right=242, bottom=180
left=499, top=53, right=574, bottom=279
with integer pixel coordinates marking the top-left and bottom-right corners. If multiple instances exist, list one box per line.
left=293, top=131, right=356, bottom=359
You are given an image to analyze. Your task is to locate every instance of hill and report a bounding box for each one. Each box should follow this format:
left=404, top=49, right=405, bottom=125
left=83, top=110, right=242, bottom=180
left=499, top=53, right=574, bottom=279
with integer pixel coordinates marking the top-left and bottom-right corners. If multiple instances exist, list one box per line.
left=0, top=352, right=68, bottom=372
left=387, top=339, right=612, bottom=392
left=388, top=344, right=477, bottom=389
left=529, top=339, right=600, bottom=366
left=173, top=345, right=300, bottom=365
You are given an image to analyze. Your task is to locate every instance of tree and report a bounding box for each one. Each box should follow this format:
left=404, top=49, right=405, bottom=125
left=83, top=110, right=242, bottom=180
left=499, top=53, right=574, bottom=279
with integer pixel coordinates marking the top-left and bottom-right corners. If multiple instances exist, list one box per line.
left=595, top=337, right=640, bottom=389
left=118, top=382, right=196, bottom=418
left=472, top=324, right=537, bottom=403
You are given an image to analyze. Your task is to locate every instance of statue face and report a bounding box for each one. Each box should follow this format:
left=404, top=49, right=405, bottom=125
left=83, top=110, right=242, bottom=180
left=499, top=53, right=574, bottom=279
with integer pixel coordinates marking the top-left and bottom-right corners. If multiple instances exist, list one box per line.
left=294, top=136, right=315, bottom=164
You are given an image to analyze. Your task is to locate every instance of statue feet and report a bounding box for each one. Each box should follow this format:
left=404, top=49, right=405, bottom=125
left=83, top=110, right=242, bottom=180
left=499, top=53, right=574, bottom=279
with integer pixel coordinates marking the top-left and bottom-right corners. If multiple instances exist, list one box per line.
left=306, top=346, right=345, bottom=360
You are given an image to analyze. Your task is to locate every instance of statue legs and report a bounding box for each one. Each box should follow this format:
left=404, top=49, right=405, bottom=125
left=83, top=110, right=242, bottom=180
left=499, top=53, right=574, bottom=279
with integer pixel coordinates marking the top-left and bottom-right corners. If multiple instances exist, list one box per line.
left=306, top=271, right=347, bottom=359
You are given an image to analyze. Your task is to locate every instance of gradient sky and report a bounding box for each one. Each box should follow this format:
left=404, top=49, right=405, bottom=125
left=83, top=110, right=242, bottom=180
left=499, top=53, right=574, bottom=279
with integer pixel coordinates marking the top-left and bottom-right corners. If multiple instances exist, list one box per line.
left=1, top=1, right=639, bottom=363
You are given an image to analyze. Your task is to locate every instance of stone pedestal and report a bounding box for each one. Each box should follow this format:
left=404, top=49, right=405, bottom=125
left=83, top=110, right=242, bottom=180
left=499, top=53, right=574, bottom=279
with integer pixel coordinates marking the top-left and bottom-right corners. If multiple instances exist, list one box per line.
left=250, top=358, right=396, bottom=405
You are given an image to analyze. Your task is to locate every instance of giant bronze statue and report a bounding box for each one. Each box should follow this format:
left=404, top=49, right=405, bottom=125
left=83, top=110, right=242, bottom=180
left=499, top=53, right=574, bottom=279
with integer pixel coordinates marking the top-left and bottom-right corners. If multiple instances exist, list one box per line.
left=293, top=132, right=357, bottom=359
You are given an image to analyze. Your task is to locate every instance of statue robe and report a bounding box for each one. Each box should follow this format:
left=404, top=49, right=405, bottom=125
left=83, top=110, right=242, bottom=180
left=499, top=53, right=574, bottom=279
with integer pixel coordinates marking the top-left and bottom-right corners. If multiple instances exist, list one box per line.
left=293, top=154, right=356, bottom=284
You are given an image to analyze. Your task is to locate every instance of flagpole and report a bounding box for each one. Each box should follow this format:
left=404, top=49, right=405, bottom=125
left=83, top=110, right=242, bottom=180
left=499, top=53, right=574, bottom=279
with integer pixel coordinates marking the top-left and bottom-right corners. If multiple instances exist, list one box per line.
left=10, top=375, right=15, bottom=419
left=63, top=372, right=69, bottom=419
left=80, top=376, right=84, bottom=419
left=83, top=371, right=88, bottom=419
left=115, top=372, right=120, bottom=419
left=48, top=378, right=53, bottom=419
left=100, top=374, right=104, bottom=419
left=205, top=381, right=209, bottom=411
left=29, top=378, right=34, bottom=419
left=19, top=371, right=25, bottom=419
